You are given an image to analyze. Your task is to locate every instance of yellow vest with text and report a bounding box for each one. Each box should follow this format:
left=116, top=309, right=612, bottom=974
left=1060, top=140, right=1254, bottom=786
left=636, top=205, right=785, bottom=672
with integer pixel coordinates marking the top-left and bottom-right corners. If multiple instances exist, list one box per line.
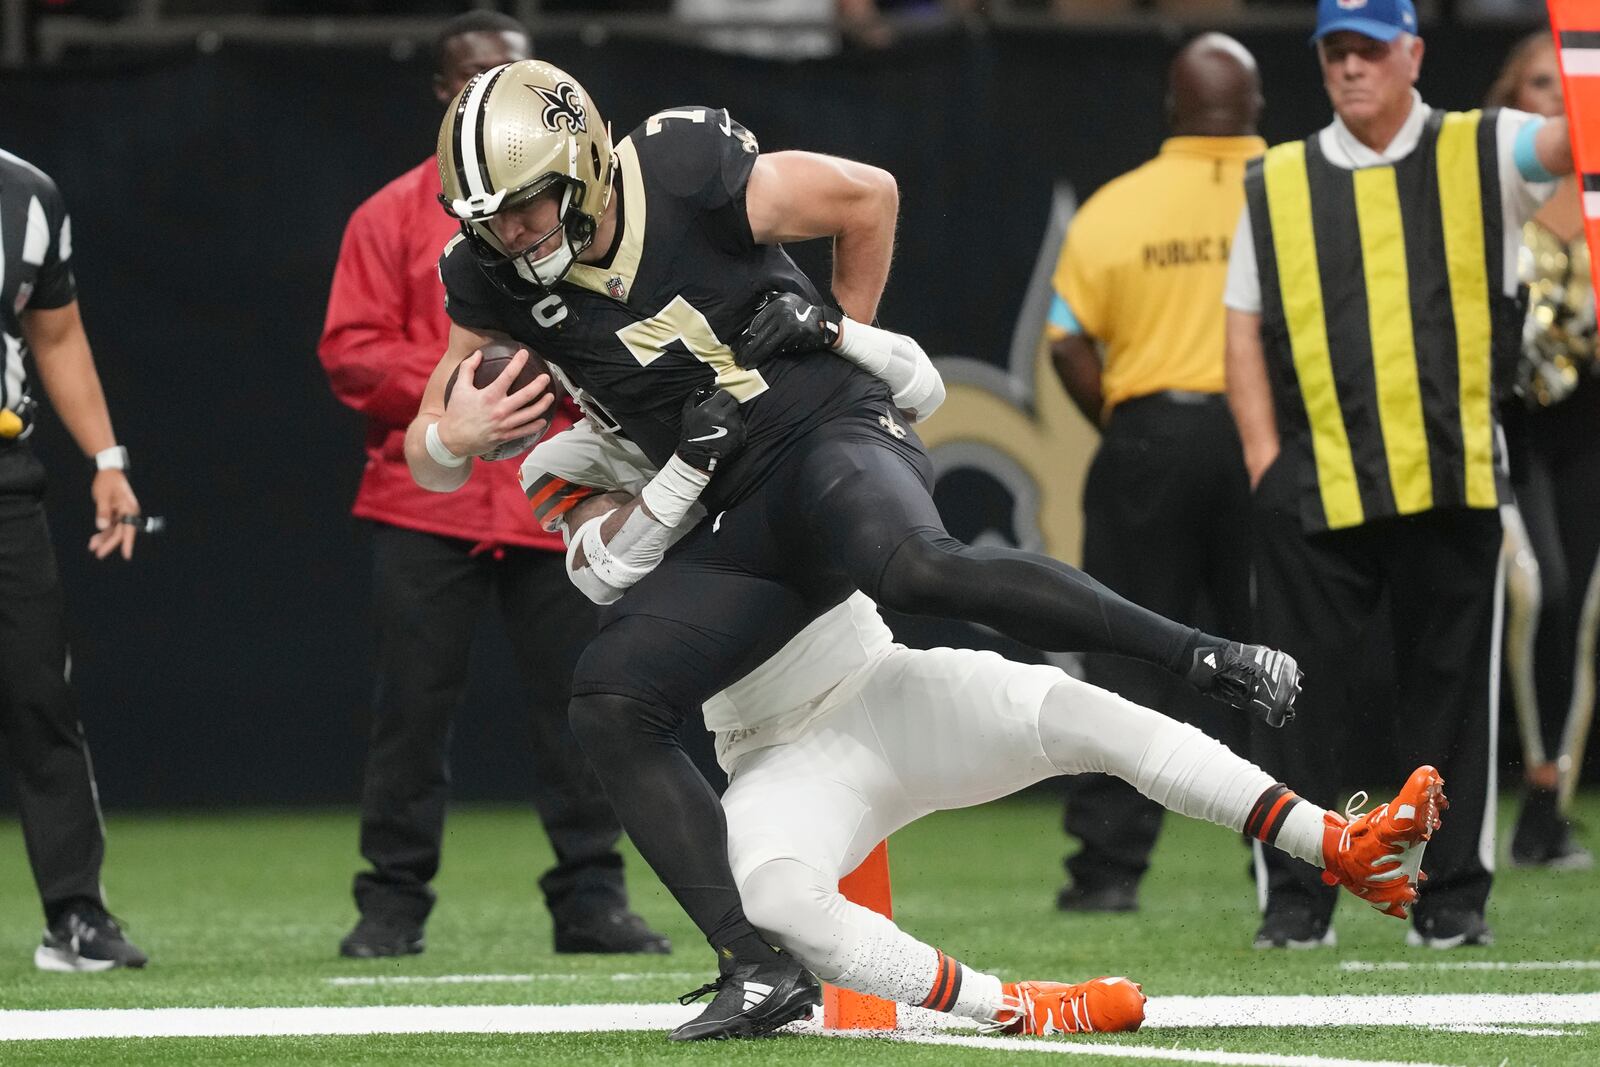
left=1244, top=108, right=1522, bottom=533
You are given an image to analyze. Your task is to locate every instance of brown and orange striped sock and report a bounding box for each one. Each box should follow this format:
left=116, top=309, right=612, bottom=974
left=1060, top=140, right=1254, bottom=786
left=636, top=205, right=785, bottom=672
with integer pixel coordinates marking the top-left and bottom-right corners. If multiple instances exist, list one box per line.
left=1245, top=783, right=1328, bottom=867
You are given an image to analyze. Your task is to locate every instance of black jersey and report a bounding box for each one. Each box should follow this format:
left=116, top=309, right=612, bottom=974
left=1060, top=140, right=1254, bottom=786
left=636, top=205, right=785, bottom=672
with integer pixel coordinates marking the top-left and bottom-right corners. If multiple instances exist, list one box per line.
left=0, top=149, right=77, bottom=415
left=439, top=105, right=887, bottom=510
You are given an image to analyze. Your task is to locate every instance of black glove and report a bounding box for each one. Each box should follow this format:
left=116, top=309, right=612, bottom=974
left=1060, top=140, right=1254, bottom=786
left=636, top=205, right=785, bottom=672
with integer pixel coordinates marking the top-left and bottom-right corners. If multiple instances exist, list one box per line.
left=677, top=386, right=747, bottom=473
left=734, top=292, right=843, bottom=367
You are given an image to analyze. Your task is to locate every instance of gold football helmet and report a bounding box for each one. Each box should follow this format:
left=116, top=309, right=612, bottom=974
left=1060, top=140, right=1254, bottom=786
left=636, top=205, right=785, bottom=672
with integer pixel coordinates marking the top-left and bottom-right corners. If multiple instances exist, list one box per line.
left=437, top=60, right=613, bottom=289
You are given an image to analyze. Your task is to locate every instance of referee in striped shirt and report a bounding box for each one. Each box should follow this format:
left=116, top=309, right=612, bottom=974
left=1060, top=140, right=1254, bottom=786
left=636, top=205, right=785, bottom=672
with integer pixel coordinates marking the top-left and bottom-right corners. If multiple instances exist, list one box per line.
left=0, top=147, right=148, bottom=969
left=1224, top=0, right=1573, bottom=949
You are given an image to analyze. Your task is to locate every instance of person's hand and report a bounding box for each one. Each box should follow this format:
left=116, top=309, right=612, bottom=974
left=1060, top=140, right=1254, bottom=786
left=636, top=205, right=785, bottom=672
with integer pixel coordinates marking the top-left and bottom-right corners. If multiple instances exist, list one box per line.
left=734, top=292, right=843, bottom=367
left=676, top=388, right=747, bottom=473
left=436, top=350, right=555, bottom=459
left=1246, top=444, right=1280, bottom=491
left=89, top=469, right=139, bottom=561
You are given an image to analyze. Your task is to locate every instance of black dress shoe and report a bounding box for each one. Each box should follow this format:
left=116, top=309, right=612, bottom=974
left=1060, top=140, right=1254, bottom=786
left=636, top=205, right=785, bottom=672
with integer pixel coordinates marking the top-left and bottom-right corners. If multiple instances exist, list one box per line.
left=1056, top=881, right=1138, bottom=913
left=339, top=915, right=424, bottom=958
left=554, top=906, right=671, bottom=955
left=1510, top=788, right=1593, bottom=870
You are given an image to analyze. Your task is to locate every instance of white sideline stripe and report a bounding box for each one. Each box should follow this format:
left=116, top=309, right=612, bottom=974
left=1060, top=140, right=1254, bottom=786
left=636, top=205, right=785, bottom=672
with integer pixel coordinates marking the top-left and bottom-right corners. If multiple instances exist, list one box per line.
left=325, top=971, right=702, bottom=986
left=883, top=1034, right=1461, bottom=1067
left=1341, top=960, right=1600, bottom=972
left=3, top=994, right=1596, bottom=1043
left=0, top=1004, right=692, bottom=1040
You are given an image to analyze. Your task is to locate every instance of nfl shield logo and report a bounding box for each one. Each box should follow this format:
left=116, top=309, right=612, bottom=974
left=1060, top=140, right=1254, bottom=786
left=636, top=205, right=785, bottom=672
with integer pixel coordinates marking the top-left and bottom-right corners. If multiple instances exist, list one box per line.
left=606, top=276, right=626, bottom=300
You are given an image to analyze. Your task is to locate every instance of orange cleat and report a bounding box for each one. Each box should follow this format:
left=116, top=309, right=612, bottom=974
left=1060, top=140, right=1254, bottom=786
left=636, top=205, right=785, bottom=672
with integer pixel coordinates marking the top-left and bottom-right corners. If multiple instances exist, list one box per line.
left=989, top=977, right=1146, bottom=1035
left=1320, top=765, right=1448, bottom=919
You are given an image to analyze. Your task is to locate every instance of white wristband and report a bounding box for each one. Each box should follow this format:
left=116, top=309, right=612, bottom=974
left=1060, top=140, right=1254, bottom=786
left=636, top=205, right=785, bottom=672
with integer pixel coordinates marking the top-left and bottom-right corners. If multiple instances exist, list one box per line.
left=425, top=422, right=468, bottom=469
left=94, top=445, right=129, bottom=471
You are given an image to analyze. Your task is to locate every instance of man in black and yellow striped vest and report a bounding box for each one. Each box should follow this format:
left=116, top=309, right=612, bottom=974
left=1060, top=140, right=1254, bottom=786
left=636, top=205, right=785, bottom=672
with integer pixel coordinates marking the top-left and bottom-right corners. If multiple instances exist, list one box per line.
left=1224, top=0, right=1573, bottom=949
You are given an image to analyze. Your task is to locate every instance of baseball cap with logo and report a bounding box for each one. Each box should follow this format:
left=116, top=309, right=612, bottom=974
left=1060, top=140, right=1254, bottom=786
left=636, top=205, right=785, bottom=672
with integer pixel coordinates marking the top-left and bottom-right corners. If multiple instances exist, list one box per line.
left=1312, top=0, right=1418, bottom=44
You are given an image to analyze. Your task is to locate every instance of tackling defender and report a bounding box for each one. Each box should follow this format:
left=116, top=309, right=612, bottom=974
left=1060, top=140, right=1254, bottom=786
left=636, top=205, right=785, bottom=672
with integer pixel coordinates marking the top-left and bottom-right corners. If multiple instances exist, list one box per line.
left=408, top=60, right=1307, bottom=1038
left=510, top=338, right=1447, bottom=1038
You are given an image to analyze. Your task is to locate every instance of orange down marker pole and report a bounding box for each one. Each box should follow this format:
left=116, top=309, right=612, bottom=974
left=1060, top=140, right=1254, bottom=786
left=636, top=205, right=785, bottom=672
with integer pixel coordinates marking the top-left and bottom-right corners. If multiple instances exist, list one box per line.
left=1550, top=0, right=1600, bottom=311
left=822, top=840, right=897, bottom=1030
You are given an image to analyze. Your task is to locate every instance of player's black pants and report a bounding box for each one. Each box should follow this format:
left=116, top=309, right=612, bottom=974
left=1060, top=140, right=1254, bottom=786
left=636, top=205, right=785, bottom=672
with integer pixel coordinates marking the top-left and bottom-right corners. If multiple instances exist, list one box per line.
left=568, top=404, right=1215, bottom=958
left=0, top=445, right=106, bottom=925
left=355, top=524, right=627, bottom=929
left=1503, top=380, right=1600, bottom=764
left=1065, top=392, right=1251, bottom=897
left=1249, top=456, right=1500, bottom=928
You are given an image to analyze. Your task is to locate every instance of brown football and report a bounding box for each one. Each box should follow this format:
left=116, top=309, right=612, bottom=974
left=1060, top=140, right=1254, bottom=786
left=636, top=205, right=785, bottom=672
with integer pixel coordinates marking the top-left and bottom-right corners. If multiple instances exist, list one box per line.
left=442, top=342, right=563, bottom=461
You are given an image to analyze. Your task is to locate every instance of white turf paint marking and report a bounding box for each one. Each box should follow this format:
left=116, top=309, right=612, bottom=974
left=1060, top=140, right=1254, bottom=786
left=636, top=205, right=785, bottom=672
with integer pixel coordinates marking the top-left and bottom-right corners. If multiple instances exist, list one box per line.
left=1144, top=995, right=1600, bottom=1028
left=1342, top=960, right=1600, bottom=972
left=325, top=971, right=702, bottom=986
left=2, top=994, right=1595, bottom=1067
left=1430, top=1025, right=1575, bottom=1037
left=881, top=1033, right=1461, bottom=1067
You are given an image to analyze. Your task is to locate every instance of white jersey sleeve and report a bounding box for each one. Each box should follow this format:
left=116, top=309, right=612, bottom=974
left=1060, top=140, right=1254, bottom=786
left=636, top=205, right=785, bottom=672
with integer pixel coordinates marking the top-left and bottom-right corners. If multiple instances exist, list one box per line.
left=521, top=419, right=657, bottom=531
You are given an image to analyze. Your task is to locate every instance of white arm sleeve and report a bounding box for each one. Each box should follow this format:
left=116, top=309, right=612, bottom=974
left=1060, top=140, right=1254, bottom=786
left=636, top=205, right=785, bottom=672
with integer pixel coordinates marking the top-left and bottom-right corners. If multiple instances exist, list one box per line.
left=559, top=457, right=711, bottom=605
left=833, top=318, right=946, bottom=421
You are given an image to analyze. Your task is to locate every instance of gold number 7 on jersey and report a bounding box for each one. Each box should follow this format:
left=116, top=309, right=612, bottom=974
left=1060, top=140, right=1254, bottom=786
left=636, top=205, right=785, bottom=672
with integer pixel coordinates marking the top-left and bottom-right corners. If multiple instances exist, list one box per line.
left=615, top=296, right=770, bottom=402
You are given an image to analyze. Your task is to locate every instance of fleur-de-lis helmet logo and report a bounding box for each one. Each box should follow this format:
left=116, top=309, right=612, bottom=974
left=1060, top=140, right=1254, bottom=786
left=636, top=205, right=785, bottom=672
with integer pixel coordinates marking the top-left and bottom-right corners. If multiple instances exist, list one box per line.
left=532, top=81, right=588, bottom=134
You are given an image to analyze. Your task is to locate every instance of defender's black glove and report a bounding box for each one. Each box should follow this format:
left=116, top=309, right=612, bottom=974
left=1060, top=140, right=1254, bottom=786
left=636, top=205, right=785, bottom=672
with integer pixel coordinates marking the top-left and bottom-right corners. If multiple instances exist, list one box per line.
left=735, top=292, right=844, bottom=367
left=677, top=386, right=747, bottom=473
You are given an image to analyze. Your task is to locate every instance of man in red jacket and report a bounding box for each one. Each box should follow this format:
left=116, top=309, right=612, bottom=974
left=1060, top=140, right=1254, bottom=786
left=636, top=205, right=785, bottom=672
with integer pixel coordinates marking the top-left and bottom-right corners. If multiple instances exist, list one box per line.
left=319, top=11, right=666, bottom=959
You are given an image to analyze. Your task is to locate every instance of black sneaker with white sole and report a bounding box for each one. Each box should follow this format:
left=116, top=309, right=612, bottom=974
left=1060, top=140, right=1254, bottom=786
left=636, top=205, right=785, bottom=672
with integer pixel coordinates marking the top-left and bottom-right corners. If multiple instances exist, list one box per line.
left=669, top=952, right=821, bottom=1041
left=1252, top=908, right=1336, bottom=950
left=1189, top=642, right=1302, bottom=727
left=35, top=901, right=148, bottom=972
left=1408, top=909, right=1494, bottom=949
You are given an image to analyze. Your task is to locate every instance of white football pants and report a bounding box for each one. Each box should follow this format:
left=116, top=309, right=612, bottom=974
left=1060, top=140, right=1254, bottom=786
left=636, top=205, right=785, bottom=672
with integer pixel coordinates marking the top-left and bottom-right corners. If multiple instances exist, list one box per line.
left=723, top=646, right=1276, bottom=1003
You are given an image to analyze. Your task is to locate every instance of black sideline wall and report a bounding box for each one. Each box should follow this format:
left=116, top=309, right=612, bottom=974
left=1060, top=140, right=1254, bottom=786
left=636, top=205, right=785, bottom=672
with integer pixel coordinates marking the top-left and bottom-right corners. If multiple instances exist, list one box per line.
left=0, top=23, right=1569, bottom=807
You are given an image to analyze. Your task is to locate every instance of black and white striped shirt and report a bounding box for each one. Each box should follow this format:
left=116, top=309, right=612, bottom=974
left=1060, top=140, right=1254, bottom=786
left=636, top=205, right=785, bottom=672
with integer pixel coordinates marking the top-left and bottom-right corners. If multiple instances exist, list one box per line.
left=0, top=148, right=77, bottom=415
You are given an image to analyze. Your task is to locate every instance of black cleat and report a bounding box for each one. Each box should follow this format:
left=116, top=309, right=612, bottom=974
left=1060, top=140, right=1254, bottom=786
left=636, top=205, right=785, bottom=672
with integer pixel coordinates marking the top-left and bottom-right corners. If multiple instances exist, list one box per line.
left=35, top=901, right=148, bottom=972
left=669, top=952, right=821, bottom=1041
left=1190, top=642, right=1301, bottom=727
left=339, top=915, right=424, bottom=959
left=555, top=906, right=672, bottom=955
left=1510, top=789, right=1593, bottom=870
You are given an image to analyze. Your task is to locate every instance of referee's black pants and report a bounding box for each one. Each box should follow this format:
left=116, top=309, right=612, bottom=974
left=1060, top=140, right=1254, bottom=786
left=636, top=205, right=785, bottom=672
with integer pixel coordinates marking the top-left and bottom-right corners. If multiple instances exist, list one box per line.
left=1249, top=457, right=1500, bottom=929
left=1065, top=392, right=1251, bottom=895
left=0, top=446, right=106, bottom=924
left=354, top=523, right=627, bottom=929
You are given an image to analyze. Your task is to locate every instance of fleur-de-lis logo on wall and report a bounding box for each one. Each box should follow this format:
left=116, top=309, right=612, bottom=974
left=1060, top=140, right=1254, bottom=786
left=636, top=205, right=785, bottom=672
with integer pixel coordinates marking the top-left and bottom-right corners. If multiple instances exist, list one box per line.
left=532, top=81, right=588, bottom=134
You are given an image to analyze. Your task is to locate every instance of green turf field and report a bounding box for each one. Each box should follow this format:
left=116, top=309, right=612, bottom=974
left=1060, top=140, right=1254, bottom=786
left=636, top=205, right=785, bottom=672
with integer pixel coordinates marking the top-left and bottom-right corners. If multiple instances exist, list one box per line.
left=1, top=791, right=1596, bottom=1065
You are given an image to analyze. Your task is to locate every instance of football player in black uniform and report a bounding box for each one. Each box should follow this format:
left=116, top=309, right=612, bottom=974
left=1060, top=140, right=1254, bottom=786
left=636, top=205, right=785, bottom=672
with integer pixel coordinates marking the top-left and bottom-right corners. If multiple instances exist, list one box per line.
left=405, top=61, right=1303, bottom=1040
